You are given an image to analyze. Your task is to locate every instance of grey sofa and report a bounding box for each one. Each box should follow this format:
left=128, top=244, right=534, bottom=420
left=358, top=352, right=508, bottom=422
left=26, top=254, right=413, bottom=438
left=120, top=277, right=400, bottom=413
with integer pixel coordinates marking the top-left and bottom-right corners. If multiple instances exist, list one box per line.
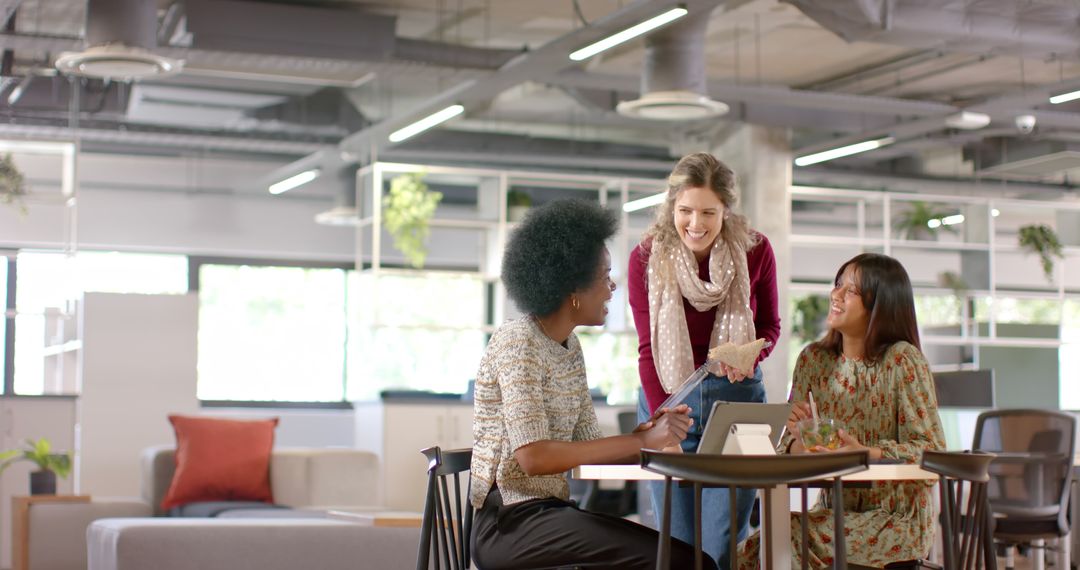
left=87, top=518, right=420, bottom=570
left=26, top=446, right=388, bottom=570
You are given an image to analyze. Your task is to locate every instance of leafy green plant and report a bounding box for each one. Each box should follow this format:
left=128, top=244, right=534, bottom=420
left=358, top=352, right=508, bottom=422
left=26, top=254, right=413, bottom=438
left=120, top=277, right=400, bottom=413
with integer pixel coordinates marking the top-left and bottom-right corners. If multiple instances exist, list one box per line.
left=1018, top=224, right=1064, bottom=283
left=793, top=294, right=830, bottom=344
left=0, top=153, right=28, bottom=214
left=893, top=201, right=957, bottom=240
left=507, top=190, right=532, bottom=208
left=382, top=172, right=442, bottom=268
left=937, top=271, right=969, bottom=297
left=0, top=438, right=72, bottom=478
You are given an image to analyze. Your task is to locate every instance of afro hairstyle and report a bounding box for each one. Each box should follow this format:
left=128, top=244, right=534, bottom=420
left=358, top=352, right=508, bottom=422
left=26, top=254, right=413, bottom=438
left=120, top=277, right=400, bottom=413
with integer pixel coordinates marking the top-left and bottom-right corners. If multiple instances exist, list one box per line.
left=501, top=199, right=618, bottom=316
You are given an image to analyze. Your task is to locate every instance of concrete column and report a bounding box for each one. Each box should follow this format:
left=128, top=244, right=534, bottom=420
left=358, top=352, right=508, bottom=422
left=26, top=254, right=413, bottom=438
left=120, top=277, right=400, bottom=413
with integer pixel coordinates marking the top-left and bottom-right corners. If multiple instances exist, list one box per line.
left=710, top=125, right=793, bottom=404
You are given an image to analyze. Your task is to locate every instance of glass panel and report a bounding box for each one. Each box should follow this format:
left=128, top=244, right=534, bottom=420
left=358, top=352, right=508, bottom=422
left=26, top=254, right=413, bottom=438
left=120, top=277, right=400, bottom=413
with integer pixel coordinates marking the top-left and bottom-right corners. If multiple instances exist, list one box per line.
left=351, top=271, right=485, bottom=328
left=1062, top=300, right=1080, bottom=408
left=13, top=313, right=44, bottom=395
left=991, top=297, right=1061, bottom=325
left=346, top=327, right=483, bottom=400
left=77, top=251, right=188, bottom=294
left=197, top=264, right=346, bottom=402
left=381, top=169, right=502, bottom=223
left=892, top=199, right=988, bottom=244
left=891, top=247, right=989, bottom=290
left=995, top=250, right=1058, bottom=291
left=1064, top=253, right=1080, bottom=294
left=577, top=332, right=639, bottom=405
left=915, top=294, right=965, bottom=335
left=793, top=198, right=860, bottom=238
left=993, top=204, right=1057, bottom=246
left=791, top=244, right=883, bottom=284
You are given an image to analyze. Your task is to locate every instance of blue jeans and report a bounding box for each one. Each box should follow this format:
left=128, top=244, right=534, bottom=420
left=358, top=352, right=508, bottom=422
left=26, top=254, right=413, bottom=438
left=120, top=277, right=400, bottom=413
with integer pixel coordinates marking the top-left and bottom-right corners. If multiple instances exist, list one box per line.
left=637, top=367, right=766, bottom=569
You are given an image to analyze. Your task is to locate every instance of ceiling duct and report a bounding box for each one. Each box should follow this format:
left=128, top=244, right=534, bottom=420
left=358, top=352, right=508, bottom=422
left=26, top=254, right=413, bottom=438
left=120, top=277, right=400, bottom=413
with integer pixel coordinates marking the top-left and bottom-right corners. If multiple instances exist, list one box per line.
left=967, top=138, right=1080, bottom=178
left=315, top=165, right=361, bottom=226
left=785, top=0, right=1080, bottom=59
left=616, top=12, right=728, bottom=121
left=55, top=0, right=182, bottom=80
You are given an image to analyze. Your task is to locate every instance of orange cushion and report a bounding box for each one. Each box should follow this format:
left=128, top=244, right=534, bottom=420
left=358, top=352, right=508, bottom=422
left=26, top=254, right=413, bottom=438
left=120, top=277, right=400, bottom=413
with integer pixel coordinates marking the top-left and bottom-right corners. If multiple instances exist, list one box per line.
left=160, top=415, right=279, bottom=511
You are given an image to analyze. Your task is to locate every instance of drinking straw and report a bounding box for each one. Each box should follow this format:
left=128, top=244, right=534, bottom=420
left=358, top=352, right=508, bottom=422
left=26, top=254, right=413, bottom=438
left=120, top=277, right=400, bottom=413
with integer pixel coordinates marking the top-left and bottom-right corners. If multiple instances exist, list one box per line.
left=808, top=391, right=819, bottom=429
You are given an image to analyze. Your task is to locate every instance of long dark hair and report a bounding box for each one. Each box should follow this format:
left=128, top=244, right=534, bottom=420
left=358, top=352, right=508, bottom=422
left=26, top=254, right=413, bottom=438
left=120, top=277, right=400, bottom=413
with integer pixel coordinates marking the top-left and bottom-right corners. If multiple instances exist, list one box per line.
left=814, top=253, right=921, bottom=363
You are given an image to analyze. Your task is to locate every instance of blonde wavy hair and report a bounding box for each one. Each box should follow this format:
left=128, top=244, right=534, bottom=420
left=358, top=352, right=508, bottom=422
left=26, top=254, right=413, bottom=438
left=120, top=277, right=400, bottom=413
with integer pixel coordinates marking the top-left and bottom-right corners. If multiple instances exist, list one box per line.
left=643, top=153, right=758, bottom=278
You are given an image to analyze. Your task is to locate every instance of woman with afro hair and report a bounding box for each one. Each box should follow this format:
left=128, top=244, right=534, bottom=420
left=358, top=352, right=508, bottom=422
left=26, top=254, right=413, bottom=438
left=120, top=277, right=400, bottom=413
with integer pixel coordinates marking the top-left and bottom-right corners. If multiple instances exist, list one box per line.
left=470, top=199, right=716, bottom=570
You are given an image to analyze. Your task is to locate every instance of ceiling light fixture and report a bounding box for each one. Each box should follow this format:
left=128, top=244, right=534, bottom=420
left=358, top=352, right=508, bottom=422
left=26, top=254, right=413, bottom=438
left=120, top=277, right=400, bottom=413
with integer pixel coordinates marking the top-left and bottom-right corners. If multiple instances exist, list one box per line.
left=1049, top=89, right=1080, bottom=105
left=569, top=7, right=688, bottom=62
left=388, top=104, right=465, bottom=143
left=269, top=168, right=321, bottom=195
left=622, top=192, right=666, bottom=212
left=944, top=111, right=991, bottom=130
left=794, top=137, right=895, bottom=167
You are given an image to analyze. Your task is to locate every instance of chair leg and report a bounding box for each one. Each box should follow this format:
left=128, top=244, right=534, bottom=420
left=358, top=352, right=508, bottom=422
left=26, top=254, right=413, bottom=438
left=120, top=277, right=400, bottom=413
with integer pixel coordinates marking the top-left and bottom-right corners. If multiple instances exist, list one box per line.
left=1006, top=545, right=1016, bottom=570
left=694, top=482, right=703, bottom=570
left=1033, top=539, right=1046, bottom=570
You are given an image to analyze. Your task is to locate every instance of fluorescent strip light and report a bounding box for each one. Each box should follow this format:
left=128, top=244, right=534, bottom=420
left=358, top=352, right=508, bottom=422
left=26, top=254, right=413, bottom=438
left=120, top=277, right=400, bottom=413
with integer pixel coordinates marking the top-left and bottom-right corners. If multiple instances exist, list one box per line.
left=927, top=219, right=942, bottom=229
left=622, top=192, right=666, bottom=212
left=269, top=168, right=320, bottom=195
left=941, top=214, right=965, bottom=226
left=569, top=7, right=688, bottom=62
left=992, top=208, right=1000, bottom=217
left=388, top=104, right=465, bottom=143
left=1049, top=89, right=1080, bottom=104
left=794, top=136, right=895, bottom=167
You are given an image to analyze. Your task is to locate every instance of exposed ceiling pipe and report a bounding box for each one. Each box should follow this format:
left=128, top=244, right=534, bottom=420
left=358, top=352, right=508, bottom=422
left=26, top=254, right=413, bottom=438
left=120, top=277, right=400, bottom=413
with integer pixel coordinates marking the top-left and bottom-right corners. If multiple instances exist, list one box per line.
left=785, top=0, right=1080, bottom=59
left=616, top=8, right=728, bottom=120
left=0, top=123, right=330, bottom=155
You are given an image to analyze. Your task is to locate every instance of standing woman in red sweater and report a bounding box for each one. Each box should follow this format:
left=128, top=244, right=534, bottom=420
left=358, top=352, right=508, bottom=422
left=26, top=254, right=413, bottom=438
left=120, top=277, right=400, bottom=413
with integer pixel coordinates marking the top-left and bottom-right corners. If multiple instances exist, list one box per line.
left=629, top=152, right=781, bottom=568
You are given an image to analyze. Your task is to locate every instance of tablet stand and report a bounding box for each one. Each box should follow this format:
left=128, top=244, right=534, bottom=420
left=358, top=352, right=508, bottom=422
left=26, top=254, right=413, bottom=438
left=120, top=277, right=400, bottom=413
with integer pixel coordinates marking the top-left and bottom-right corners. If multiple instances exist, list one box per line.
left=720, top=423, right=776, bottom=455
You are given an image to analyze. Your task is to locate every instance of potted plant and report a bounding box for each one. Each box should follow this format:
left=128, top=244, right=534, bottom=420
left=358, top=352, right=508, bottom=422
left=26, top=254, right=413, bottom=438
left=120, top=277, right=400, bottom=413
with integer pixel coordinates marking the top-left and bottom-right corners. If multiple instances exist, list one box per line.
left=1018, top=223, right=1064, bottom=284
left=792, top=294, right=830, bottom=344
left=506, top=190, right=532, bottom=222
left=893, top=201, right=957, bottom=241
left=0, top=438, right=72, bottom=495
left=382, top=172, right=442, bottom=268
left=0, top=153, right=28, bottom=214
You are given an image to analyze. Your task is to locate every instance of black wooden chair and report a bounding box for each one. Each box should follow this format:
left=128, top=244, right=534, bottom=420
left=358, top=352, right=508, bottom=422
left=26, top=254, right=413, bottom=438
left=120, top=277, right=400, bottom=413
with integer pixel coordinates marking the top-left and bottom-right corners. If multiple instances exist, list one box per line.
left=641, top=449, right=870, bottom=570
left=920, top=450, right=998, bottom=570
left=416, top=446, right=473, bottom=570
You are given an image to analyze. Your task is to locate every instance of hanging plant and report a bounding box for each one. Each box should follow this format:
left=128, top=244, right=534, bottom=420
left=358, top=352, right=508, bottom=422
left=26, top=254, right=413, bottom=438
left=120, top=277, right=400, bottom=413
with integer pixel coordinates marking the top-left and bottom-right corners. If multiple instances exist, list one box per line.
left=0, top=153, right=28, bottom=214
left=892, top=201, right=957, bottom=241
left=382, top=172, right=442, bottom=268
left=1018, top=224, right=1064, bottom=283
left=793, top=294, right=830, bottom=344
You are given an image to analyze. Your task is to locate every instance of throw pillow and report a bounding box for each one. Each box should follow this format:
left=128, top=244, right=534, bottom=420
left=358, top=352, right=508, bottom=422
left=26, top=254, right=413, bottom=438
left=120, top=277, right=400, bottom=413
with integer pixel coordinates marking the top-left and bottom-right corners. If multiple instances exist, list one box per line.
left=160, top=415, right=279, bottom=511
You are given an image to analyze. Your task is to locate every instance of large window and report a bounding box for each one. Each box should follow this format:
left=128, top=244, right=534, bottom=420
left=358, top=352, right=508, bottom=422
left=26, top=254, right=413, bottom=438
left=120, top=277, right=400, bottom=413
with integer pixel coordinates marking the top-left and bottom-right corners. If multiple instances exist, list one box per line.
left=197, top=263, right=348, bottom=402
left=346, top=270, right=486, bottom=400
left=12, top=250, right=187, bottom=395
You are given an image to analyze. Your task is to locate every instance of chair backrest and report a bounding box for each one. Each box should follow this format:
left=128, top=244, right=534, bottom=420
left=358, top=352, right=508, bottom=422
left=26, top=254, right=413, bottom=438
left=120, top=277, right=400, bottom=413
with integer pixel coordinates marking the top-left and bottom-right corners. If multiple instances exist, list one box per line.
left=641, top=450, right=869, bottom=570
left=920, top=450, right=997, bottom=570
left=972, top=409, right=1076, bottom=536
left=416, top=446, right=473, bottom=570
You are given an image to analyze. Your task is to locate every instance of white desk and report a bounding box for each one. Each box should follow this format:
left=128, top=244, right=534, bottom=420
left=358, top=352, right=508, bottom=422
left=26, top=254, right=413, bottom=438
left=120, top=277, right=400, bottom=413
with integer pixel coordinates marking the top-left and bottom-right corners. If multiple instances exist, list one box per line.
left=573, top=462, right=938, bottom=570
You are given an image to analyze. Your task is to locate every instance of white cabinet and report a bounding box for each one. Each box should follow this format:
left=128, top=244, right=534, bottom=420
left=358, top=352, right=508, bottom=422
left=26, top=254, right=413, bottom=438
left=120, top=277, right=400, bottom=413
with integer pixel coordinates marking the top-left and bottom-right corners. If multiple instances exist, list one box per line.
left=353, top=400, right=473, bottom=512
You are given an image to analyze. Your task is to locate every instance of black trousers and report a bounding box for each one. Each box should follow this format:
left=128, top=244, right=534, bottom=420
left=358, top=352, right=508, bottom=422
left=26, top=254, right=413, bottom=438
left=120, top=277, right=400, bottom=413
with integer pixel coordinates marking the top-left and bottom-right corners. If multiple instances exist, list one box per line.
left=472, top=486, right=717, bottom=570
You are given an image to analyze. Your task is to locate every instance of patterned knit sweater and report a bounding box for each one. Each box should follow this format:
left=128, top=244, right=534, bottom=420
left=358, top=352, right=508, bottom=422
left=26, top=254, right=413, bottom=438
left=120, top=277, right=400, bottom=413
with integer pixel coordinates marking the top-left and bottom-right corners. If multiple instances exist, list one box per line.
left=469, top=316, right=603, bottom=509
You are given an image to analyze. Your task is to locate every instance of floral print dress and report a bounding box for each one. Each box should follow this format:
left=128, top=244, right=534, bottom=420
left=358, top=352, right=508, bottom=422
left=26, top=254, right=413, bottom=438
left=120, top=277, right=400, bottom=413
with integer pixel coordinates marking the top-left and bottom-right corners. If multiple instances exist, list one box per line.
left=737, top=341, right=946, bottom=569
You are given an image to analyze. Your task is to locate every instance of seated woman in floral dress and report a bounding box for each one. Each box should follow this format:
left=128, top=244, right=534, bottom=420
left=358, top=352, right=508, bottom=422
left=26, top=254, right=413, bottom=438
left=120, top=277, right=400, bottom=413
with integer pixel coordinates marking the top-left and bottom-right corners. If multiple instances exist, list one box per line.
left=739, top=253, right=946, bottom=569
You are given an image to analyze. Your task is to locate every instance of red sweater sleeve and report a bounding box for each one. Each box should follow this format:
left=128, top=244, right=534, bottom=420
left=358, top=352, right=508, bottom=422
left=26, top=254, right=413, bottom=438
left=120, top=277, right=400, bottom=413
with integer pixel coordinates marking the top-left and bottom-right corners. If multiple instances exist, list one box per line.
left=627, top=244, right=668, bottom=414
left=748, top=234, right=781, bottom=367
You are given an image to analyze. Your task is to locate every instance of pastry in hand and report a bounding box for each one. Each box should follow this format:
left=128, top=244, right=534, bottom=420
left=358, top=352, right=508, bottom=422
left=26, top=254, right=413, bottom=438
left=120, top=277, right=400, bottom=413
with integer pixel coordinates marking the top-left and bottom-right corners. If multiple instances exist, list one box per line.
left=708, top=338, right=766, bottom=374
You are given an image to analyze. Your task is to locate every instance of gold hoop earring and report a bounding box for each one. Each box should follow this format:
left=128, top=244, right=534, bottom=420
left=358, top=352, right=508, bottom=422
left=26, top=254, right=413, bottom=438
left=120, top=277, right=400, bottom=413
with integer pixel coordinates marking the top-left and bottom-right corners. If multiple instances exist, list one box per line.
left=572, top=297, right=580, bottom=310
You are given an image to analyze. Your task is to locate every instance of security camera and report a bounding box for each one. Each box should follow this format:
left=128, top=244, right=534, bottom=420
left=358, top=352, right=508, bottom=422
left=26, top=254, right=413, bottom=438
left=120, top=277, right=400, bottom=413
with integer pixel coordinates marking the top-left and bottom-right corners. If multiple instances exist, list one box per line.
left=1015, top=114, right=1036, bottom=134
